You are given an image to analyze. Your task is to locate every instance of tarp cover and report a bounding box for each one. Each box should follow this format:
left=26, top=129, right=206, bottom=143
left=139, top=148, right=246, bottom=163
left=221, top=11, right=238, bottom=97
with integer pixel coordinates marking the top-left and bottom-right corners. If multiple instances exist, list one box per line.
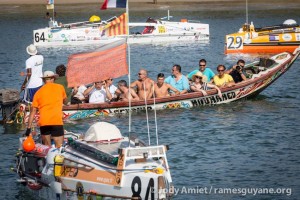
left=84, top=122, right=123, bottom=142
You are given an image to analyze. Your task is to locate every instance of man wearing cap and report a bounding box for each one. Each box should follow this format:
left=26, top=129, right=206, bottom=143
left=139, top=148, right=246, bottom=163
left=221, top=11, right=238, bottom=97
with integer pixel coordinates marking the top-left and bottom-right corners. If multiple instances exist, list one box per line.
left=25, top=71, right=67, bottom=148
left=21, top=44, right=44, bottom=102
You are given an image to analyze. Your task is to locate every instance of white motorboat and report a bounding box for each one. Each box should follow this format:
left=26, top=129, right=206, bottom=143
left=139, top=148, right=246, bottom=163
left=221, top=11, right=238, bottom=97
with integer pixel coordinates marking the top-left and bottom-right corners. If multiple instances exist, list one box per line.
left=33, top=13, right=209, bottom=47
left=13, top=122, right=173, bottom=199
left=126, top=17, right=209, bottom=44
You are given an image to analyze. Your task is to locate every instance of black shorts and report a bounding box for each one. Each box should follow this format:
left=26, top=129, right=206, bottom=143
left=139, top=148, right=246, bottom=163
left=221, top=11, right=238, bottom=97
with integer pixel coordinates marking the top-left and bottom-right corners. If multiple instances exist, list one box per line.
left=40, top=125, right=64, bottom=137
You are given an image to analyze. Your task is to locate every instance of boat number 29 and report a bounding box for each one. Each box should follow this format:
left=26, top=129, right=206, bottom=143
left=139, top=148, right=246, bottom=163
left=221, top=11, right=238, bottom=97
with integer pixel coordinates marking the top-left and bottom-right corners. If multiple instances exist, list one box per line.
left=132, top=176, right=155, bottom=199
left=226, top=36, right=243, bottom=49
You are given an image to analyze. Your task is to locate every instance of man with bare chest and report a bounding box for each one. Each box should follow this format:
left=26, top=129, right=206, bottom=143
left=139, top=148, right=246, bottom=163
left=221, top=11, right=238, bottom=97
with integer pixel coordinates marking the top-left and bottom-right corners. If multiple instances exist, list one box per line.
left=130, top=69, right=154, bottom=100
left=154, top=73, right=179, bottom=98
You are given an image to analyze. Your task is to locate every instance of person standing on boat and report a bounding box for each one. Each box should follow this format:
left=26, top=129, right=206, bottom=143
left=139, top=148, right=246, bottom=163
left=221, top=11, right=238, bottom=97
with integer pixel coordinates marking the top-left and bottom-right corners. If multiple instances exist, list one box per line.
left=187, top=59, right=215, bottom=82
left=130, top=69, right=154, bottom=100
left=226, top=59, right=247, bottom=83
left=117, top=80, right=140, bottom=102
left=21, top=44, right=44, bottom=103
left=213, top=65, right=235, bottom=88
left=165, top=64, right=189, bottom=95
left=190, top=71, right=222, bottom=97
left=25, top=71, right=67, bottom=148
left=154, top=73, right=180, bottom=98
left=55, top=64, right=72, bottom=104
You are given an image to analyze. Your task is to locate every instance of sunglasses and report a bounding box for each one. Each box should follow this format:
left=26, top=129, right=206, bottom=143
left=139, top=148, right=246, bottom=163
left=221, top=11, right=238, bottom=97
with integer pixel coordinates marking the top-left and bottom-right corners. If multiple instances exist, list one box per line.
left=138, top=73, right=143, bottom=75
left=195, top=76, right=202, bottom=79
left=199, top=65, right=206, bottom=67
left=218, top=69, right=225, bottom=72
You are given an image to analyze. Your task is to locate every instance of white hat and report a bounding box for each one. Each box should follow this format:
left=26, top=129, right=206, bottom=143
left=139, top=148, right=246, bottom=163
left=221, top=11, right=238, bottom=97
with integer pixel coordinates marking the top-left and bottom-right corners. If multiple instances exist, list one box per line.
left=26, top=44, right=37, bottom=56
left=192, top=71, right=208, bottom=82
left=41, top=71, right=59, bottom=79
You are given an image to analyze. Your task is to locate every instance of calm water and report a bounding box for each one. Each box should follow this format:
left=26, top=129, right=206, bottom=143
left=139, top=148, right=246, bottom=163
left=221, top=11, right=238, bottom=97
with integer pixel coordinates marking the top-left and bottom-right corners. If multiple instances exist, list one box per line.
left=0, top=3, right=300, bottom=200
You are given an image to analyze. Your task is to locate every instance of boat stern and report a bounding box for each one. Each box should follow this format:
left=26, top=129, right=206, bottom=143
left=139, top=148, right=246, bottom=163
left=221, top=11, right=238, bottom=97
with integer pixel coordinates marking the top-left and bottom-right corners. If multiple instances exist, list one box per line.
left=117, top=145, right=174, bottom=199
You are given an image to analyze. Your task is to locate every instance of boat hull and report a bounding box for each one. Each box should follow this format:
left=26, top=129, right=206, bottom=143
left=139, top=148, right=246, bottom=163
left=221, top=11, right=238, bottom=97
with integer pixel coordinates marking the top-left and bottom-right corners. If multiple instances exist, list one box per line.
left=33, top=17, right=209, bottom=47
left=225, top=21, right=300, bottom=54
left=34, top=27, right=209, bottom=47
left=15, top=134, right=173, bottom=200
left=225, top=42, right=300, bottom=54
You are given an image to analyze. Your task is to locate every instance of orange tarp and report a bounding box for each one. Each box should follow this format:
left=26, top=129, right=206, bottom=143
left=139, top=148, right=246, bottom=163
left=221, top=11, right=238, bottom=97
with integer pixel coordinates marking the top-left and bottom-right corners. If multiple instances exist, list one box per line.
left=67, top=42, right=128, bottom=87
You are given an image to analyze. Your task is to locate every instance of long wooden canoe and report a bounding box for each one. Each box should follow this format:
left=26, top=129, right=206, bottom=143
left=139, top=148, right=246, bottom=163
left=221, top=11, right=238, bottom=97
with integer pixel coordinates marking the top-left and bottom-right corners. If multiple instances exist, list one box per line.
left=62, top=47, right=300, bottom=120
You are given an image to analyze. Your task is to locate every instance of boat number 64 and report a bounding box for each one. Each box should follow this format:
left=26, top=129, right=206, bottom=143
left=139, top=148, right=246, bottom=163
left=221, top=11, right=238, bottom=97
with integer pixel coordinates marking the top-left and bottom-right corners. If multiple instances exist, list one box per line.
left=131, top=176, right=155, bottom=199
left=226, top=36, right=243, bottom=49
left=34, top=32, right=46, bottom=43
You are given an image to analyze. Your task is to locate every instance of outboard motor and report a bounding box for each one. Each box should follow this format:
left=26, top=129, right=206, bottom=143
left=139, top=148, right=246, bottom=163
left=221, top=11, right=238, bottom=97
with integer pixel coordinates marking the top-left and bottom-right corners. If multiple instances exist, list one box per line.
left=0, top=88, right=20, bottom=123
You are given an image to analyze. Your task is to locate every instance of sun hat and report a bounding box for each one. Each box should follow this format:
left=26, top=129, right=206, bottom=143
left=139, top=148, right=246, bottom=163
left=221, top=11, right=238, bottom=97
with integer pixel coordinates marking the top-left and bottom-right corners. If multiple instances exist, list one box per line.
left=192, top=71, right=207, bottom=82
left=41, top=71, right=59, bottom=79
left=26, top=44, right=38, bottom=56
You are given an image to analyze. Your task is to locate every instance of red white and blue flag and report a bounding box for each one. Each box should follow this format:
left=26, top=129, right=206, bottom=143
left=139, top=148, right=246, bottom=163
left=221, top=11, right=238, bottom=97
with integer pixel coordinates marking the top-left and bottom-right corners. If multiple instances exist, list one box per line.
left=101, top=0, right=127, bottom=10
left=46, top=0, right=54, bottom=9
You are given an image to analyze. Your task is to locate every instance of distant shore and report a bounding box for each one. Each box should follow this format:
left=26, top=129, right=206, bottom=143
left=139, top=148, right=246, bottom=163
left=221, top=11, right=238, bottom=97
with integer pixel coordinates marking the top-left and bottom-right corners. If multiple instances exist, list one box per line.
left=1, top=0, right=299, bottom=11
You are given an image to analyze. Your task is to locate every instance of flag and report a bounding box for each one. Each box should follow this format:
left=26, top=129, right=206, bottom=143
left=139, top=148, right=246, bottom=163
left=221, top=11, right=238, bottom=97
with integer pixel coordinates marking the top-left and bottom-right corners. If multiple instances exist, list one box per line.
left=101, top=0, right=127, bottom=10
left=46, top=0, right=54, bottom=10
left=67, top=39, right=128, bottom=87
left=104, top=13, right=128, bottom=36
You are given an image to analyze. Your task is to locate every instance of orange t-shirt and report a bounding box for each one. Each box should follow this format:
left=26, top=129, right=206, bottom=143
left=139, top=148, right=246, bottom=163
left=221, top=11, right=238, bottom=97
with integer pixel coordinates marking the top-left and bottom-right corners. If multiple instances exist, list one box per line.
left=32, top=82, right=67, bottom=126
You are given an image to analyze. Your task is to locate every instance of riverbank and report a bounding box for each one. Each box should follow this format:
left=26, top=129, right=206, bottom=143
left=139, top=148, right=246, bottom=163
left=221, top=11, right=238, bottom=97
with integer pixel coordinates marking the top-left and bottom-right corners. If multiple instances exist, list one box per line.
left=1, top=0, right=299, bottom=11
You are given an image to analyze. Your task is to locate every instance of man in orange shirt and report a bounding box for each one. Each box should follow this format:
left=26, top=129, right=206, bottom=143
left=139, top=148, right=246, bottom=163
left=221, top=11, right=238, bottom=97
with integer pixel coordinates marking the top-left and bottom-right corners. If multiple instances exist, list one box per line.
left=25, top=71, right=67, bottom=148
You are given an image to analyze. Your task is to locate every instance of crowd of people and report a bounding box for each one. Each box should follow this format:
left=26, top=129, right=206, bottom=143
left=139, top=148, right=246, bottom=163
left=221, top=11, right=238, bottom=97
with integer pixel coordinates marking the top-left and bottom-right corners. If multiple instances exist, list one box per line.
left=66, top=59, right=247, bottom=104
left=22, top=44, right=248, bottom=107
left=21, top=43, right=248, bottom=147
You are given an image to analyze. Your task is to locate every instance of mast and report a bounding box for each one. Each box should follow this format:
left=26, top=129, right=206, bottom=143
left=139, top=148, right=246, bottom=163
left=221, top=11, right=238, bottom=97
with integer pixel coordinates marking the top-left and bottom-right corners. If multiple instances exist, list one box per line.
left=126, top=0, right=132, bottom=145
left=246, top=0, right=248, bottom=24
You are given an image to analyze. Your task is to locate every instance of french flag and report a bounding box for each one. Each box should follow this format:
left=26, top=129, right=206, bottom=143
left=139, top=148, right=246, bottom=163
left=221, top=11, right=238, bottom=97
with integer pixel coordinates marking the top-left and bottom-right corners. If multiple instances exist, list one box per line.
left=101, top=0, right=127, bottom=9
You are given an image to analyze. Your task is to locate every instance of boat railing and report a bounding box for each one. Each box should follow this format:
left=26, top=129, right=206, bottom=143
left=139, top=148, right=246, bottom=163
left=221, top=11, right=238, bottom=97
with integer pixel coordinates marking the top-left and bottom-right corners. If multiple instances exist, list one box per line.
left=255, top=24, right=299, bottom=32
left=257, top=29, right=300, bottom=36
left=52, top=16, right=118, bottom=29
left=125, top=145, right=168, bottom=160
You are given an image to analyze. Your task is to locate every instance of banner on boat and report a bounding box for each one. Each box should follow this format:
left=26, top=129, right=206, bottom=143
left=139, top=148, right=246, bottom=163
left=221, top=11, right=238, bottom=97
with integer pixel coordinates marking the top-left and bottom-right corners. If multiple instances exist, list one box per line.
left=67, top=39, right=128, bottom=87
left=101, top=0, right=127, bottom=10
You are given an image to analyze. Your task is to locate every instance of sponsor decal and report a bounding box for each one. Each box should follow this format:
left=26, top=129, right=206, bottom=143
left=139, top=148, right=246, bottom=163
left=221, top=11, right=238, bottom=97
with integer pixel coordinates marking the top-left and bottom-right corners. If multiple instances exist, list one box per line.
left=296, top=33, right=300, bottom=41
left=163, top=103, right=181, bottom=109
left=113, top=106, right=152, bottom=114
left=191, top=92, right=236, bottom=106
left=269, top=35, right=279, bottom=41
left=282, top=34, right=292, bottom=41
left=77, top=36, right=85, bottom=41
left=115, top=152, right=125, bottom=186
